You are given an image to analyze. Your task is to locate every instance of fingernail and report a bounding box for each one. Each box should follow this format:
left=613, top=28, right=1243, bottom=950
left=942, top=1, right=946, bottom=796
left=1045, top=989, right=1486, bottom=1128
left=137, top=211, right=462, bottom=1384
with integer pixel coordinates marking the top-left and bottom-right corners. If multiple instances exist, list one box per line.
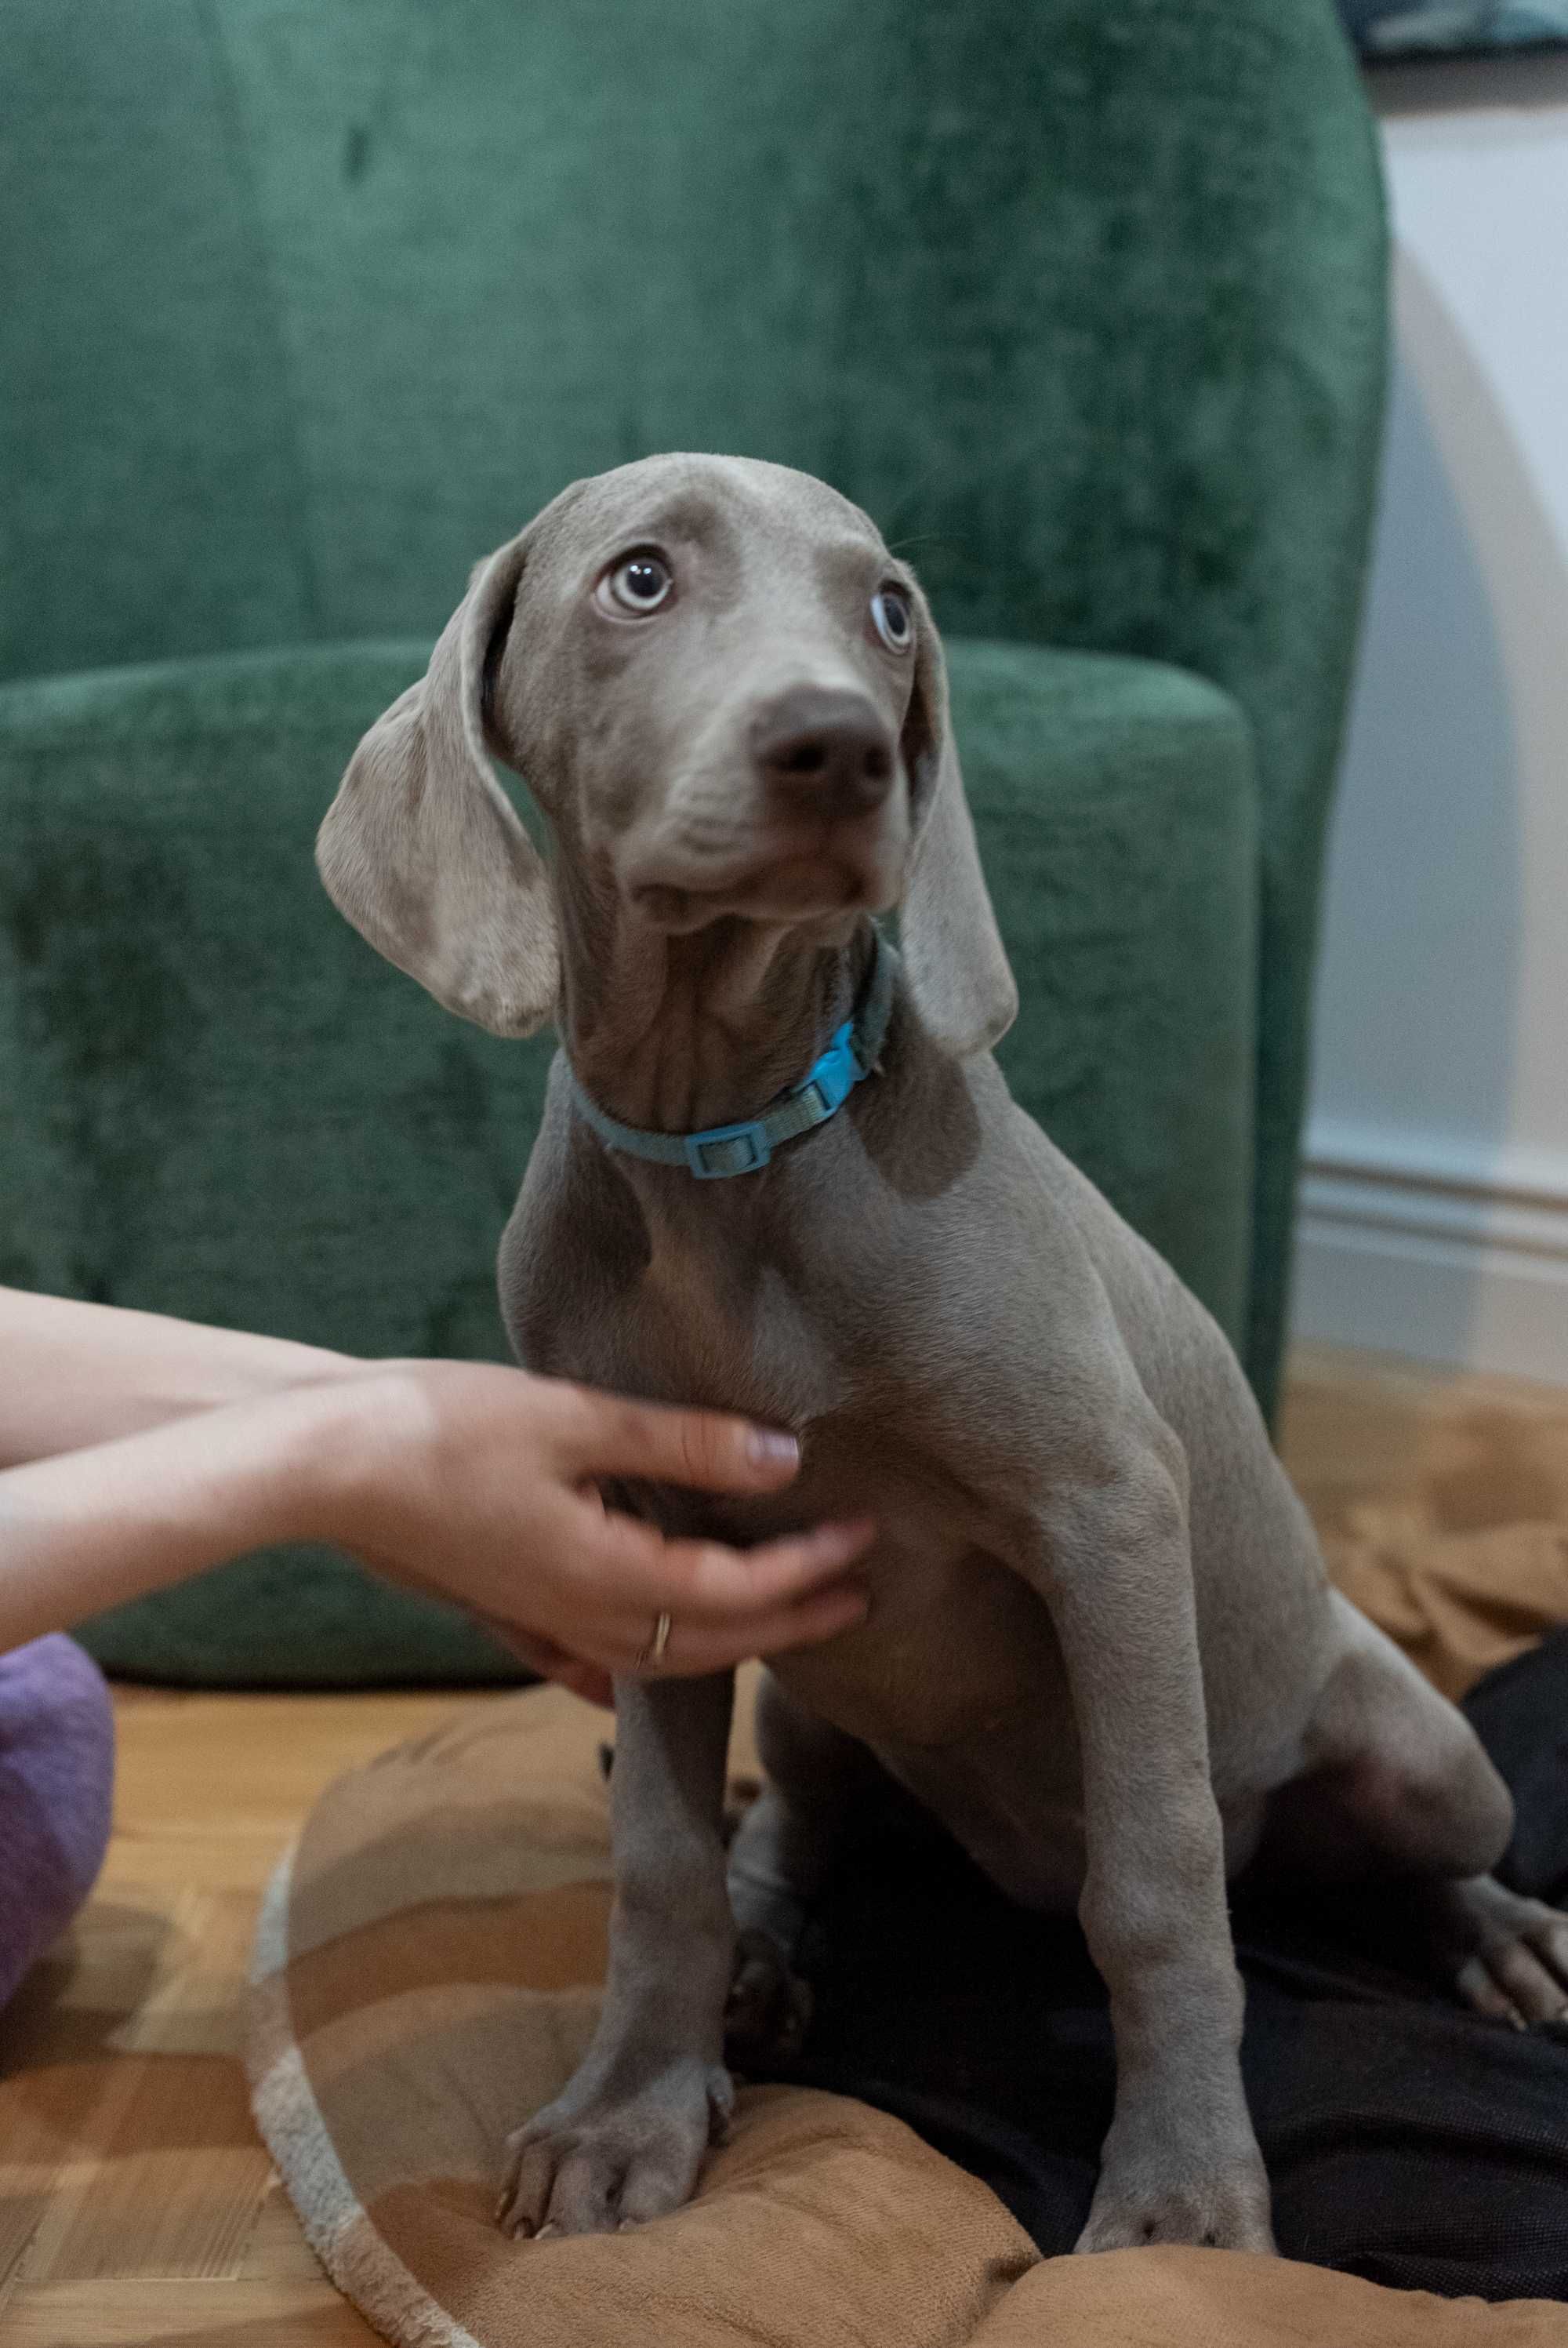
left=748, top=1427, right=800, bottom=1470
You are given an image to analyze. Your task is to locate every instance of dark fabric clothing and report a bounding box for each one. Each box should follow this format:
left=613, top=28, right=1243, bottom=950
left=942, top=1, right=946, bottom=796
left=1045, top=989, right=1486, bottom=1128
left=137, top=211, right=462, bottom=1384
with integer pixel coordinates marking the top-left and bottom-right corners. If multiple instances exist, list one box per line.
left=756, top=1630, right=1568, bottom=2300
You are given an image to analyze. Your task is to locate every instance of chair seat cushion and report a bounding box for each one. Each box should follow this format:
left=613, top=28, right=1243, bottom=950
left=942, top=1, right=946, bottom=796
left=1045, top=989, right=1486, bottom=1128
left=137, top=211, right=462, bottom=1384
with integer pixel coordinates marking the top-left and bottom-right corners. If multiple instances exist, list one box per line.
left=1, top=636, right=1253, bottom=1685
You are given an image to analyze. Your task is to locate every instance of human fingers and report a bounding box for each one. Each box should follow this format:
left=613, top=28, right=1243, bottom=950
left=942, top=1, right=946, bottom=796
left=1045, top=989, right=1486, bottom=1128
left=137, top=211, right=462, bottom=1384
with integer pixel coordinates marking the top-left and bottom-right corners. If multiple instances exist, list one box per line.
left=552, top=1390, right=805, bottom=1497
left=583, top=1512, right=877, bottom=1623
left=615, top=1580, right=870, bottom=1677
left=474, top=1615, right=616, bottom=1709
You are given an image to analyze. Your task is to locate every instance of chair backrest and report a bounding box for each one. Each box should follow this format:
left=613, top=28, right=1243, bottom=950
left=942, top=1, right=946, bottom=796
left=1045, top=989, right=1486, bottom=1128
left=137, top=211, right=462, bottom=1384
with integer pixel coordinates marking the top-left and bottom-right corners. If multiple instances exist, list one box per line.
left=2, top=0, right=1386, bottom=1405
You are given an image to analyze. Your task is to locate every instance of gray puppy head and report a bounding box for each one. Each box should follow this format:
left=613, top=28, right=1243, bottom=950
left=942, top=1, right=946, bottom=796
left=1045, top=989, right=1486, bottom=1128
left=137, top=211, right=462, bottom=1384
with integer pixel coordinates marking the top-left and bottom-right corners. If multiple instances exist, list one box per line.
left=318, top=453, right=1017, bottom=1056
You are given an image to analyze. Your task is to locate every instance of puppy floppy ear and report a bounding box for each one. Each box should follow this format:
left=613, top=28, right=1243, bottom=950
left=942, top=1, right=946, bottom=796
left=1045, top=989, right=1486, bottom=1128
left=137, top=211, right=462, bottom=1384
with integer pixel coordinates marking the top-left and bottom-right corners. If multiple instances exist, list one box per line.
left=897, top=580, right=1018, bottom=1057
left=316, top=531, right=558, bottom=1038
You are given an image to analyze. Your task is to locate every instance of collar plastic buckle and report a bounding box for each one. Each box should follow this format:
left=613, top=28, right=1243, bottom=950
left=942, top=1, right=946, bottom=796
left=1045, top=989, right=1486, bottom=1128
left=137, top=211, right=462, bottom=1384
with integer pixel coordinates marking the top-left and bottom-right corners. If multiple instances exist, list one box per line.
left=800, top=1020, right=861, bottom=1118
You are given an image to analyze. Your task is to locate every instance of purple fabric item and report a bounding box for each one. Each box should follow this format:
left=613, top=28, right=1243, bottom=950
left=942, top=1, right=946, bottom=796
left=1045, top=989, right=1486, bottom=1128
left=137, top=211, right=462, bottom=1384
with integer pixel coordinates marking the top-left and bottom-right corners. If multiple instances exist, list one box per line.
left=0, top=1635, right=115, bottom=2012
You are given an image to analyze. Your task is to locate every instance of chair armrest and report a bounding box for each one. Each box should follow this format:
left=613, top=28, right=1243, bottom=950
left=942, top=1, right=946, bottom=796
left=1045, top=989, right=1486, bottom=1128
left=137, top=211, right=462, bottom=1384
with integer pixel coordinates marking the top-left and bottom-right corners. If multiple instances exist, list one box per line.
left=947, top=638, right=1258, bottom=1345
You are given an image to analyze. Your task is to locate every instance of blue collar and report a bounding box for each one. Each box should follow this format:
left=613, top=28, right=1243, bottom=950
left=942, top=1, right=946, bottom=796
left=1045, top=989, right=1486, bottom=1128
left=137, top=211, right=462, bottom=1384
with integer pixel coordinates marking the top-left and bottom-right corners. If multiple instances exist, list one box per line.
left=567, top=931, right=897, bottom=1179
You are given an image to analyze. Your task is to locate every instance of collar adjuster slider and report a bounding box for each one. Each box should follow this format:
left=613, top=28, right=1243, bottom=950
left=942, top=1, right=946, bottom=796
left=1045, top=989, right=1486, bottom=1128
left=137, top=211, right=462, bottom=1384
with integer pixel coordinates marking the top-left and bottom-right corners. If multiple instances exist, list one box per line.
left=684, top=1121, right=772, bottom=1179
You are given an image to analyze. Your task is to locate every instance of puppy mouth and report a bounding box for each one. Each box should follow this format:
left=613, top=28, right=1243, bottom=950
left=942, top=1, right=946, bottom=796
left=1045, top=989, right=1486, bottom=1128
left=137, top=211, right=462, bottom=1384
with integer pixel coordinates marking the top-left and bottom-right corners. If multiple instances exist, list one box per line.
left=627, top=823, right=902, bottom=933
left=633, top=857, right=875, bottom=932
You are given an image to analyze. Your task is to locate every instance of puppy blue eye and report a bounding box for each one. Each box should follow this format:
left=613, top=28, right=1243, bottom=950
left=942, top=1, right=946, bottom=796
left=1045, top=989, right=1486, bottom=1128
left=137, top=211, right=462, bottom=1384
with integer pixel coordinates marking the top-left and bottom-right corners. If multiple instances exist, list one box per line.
left=599, top=552, right=673, bottom=615
left=871, top=588, right=913, bottom=652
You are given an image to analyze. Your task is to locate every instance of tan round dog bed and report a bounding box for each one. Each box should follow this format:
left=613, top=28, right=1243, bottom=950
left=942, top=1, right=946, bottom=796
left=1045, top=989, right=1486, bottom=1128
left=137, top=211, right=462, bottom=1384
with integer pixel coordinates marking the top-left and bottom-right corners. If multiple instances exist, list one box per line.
left=247, top=1680, right=1568, bottom=2348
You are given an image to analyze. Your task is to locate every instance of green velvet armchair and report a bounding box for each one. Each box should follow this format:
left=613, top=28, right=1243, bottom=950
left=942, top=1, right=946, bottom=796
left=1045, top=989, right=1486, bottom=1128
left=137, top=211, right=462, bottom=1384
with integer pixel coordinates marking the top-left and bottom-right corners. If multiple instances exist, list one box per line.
left=0, top=0, right=1386, bottom=1684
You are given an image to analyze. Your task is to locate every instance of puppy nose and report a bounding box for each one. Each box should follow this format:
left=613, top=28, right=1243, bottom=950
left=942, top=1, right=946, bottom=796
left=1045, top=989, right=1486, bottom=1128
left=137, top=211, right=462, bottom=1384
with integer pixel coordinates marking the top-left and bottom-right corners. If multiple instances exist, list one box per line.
left=751, top=688, right=895, bottom=814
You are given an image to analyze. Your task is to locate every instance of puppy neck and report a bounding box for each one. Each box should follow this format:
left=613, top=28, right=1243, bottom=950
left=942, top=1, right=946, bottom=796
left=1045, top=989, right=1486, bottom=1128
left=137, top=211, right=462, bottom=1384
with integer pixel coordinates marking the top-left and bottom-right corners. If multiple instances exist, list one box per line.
left=554, top=876, right=873, bottom=1135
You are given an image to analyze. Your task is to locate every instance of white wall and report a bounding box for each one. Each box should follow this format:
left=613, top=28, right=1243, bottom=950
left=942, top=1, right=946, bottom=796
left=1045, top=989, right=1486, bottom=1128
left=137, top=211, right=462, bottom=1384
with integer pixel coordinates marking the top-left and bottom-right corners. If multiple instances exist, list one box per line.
left=1294, top=51, right=1568, bottom=1379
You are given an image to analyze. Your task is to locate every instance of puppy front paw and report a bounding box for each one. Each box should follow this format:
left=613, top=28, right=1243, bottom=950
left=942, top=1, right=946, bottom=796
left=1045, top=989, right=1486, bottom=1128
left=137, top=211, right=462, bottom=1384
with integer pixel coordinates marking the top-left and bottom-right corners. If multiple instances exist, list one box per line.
left=497, top=2058, right=733, bottom=2239
left=1076, top=2107, right=1275, bottom=2254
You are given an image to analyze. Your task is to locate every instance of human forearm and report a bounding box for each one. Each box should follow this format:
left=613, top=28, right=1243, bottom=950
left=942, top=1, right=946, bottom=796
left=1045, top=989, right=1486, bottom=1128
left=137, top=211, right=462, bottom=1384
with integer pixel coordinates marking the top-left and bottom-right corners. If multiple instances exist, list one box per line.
left=0, top=1343, right=872, bottom=1688
left=0, top=1378, right=359, bottom=1649
left=0, top=1285, right=353, bottom=1467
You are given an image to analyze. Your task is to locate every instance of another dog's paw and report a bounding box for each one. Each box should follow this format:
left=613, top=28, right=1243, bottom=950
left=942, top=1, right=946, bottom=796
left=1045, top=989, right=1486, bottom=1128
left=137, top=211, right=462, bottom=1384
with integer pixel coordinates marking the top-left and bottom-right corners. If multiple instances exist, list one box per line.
left=1076, top=2124, right=1275, bottom=2255
left=496, top=2058, right=733, bottom=2239
left=724, top=1926, right=813, bottom=2070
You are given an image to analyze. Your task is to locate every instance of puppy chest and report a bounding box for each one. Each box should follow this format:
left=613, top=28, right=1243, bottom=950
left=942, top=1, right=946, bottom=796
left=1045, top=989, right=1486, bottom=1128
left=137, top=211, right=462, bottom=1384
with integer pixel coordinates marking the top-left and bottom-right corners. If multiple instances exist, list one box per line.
left=615, top=1238, right=841, bottom=1427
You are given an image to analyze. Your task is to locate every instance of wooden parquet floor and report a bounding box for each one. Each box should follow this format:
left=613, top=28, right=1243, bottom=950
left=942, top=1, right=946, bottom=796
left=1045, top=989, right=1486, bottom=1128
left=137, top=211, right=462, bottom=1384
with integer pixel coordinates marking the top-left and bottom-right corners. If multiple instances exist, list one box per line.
left=3, top=1343, right=1568, bottom=2345
left=0, top=1691, right=490, bottom=2345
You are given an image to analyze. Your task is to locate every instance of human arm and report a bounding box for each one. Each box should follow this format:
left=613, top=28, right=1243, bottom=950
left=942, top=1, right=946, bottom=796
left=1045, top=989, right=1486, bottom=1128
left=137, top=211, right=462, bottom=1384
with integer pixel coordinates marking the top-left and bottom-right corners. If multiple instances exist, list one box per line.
left=0, top=1284, right=354, bottom=1467
left=0, top=1292, right=870, bottom=1700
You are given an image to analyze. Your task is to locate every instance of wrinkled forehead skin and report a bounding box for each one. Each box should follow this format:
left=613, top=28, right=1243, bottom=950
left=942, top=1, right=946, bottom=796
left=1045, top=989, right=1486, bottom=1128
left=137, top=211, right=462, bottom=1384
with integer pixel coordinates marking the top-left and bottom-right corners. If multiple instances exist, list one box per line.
left=488, top=453, right=917, bottom=813
left=528, top=450, right=893, bottom=604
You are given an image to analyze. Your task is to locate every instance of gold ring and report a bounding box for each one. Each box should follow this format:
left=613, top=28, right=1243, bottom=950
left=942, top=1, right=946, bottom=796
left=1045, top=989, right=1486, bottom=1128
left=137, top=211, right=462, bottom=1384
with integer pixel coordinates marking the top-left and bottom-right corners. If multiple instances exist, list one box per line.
left=637, top=1610, right=673, bottom=1670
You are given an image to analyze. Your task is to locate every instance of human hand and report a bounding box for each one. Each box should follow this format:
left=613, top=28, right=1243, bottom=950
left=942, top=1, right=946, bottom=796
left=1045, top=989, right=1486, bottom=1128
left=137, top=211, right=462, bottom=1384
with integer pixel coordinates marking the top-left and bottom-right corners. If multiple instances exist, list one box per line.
left=314, top=1362, right=873, bottom=1706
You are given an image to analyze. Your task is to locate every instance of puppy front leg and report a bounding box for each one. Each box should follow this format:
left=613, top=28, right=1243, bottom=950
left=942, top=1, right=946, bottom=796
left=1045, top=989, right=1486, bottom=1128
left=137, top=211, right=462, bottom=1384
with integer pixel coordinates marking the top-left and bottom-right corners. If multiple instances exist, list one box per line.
left=1023, top=1435, right=1274, bottom=2255
left=499, top=1670, right=735, bottom=2237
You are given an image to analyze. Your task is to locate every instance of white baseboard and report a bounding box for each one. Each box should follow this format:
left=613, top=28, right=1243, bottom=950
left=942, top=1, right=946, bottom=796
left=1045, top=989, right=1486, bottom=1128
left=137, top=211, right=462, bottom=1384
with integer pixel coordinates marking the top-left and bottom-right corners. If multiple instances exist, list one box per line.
left=1293, top=1134, right=1568, bottom=1383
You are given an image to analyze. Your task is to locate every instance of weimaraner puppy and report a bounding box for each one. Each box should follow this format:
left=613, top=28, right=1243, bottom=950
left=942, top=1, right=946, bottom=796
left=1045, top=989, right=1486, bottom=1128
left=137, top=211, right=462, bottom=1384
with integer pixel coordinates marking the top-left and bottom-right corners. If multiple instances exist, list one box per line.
left=318, top=453, right=1568, bottom=2256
